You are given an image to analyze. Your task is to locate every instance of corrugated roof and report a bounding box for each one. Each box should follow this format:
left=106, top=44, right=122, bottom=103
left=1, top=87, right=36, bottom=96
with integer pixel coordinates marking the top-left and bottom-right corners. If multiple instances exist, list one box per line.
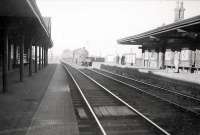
left=0, top=0, right=53, bottom=47
left=118, top=15, right=200, bottom=45
left=26, top=0, right=52, bottom=46
left=43, top=17, right=51, bottom=36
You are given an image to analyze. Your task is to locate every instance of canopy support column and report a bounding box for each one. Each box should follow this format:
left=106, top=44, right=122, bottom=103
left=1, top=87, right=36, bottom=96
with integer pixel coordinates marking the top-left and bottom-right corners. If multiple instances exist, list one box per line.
left=29, top=40, right=32, bottom=76
left=39, top=46, right=41, bottom=70
left=13, top=45, right=17, bottom=68
left=44, top=47, right=47, bottom=67
left=8, top=43, right=11, bottom=71
left=20, top=35, right=24, bottom=82
left=2, top=29, right=8, bottom=93
left=35, top=45, right=37, bottom=73
left=46, top=48, right=48, bottom=65
left=42, top=46, right=44, bottom=68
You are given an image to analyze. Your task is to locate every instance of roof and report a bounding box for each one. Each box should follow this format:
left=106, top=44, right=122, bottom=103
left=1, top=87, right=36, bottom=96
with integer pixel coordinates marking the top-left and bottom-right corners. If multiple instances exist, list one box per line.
left=43, top=17, right=51, bottom=37
left=118, top=14, right=200, bottom=45
left=0, top=0, right=53, bottom=47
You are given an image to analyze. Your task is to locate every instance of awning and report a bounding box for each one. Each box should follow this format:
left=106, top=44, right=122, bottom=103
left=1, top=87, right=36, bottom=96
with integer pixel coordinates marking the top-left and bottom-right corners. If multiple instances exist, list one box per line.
left=0, top=0, right=53, bottom=47
left=118, top=15, right=200, bottom=46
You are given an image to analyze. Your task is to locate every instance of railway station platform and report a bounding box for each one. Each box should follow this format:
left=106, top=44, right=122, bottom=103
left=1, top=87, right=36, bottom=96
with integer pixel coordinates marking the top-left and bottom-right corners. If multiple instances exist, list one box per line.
left=94, top=62, right=200, bottom=85
left=0, top=63, right=79, bottom=135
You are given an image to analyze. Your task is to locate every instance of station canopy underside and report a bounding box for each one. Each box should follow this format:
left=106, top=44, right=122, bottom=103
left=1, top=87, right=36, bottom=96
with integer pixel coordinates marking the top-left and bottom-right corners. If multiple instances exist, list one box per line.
left=0, top=0, right=53, bottom=48
left=118, top=15, right=200, bottom=48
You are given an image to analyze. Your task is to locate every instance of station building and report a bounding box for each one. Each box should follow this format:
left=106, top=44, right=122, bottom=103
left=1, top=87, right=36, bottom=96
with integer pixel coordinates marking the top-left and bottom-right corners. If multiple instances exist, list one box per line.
left=0, top=0, right=53, bottom=93
left=118, top=1, right=200, bottom=73
left=73, top=47, right=89, bottom=64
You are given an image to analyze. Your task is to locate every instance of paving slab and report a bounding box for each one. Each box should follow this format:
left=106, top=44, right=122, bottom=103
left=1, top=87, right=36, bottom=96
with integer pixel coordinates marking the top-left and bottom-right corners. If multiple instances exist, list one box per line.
left=0, top=64, right=57, bottom=135
left=25, top=64, right=79, bottom=135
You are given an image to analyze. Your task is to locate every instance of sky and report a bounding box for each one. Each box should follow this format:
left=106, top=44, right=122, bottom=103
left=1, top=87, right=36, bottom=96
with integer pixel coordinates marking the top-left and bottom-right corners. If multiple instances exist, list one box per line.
left=36, top=0, right=200, bottom=57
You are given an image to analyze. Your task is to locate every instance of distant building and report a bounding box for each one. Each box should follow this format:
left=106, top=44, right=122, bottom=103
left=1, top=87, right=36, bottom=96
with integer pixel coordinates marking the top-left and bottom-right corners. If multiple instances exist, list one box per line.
left=105, top=55, right=116, bottom=63
left=62, top=49, right=73, bottom=58
left=122, top=53, right=136, bottom=65
left=62, top=49, right=73, bottom=62
left=73, top=47, right=89, bottom=64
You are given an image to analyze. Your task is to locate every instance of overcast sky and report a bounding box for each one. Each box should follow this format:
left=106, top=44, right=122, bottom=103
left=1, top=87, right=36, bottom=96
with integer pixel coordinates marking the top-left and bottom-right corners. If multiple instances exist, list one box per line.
left=36, top=0, right=200, bottom=57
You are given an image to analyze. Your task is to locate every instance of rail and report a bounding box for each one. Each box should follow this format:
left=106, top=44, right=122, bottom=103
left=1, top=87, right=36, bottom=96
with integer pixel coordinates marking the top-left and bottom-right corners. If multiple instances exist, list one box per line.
left=64, top=63, right=171, bottom=135
left=98, top=68, right=200, bottom=102
left=87, top=68, right=200, bottom=116
left=63, top=64, right=107, bottom=135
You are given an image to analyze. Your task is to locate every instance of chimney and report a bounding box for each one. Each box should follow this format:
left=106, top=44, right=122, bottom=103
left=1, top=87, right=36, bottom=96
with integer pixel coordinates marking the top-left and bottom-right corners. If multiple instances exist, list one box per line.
left=179, top=1, right=185, bottom=20
left=174, top=0, right=185, bottom=22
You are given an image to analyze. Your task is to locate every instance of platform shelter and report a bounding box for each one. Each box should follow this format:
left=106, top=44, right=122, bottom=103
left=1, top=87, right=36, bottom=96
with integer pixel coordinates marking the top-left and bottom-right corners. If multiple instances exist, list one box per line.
left=118, top=15, right=200, bottom=73
left=0, top=0, right=53, bottom=93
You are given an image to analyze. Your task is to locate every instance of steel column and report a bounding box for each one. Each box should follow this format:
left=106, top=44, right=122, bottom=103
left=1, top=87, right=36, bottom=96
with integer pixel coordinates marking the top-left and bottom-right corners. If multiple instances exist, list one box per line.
left=8, top=43, right=11, bottom=71
left=20, top=35, right=24, bottom=82
left=29, top=41, right=32, bottom=76
left=39, top=46, right=41, bottom=70
left=2, top=29, right=8, bottom=93
left=42, top=46, right=44, bottom=68
left=44, top=47, right=46, bottom=67
left=35, top=45, right=37, bottom=73
left=43, top=47, right=45, bottom=68
left=13, top=45, right=17, bottom=68
left=158, top=48, right=165, bottom=69
left=46, top=48, right=48, bottom=65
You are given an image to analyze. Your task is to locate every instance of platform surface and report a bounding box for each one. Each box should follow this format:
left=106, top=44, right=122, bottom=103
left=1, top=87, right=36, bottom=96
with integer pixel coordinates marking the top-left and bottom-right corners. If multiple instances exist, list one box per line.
left=25, top=64, right=79, bottom=135
left=96, top=62, right=200, bottom=85
left=0, top=64, right=57, bottom=135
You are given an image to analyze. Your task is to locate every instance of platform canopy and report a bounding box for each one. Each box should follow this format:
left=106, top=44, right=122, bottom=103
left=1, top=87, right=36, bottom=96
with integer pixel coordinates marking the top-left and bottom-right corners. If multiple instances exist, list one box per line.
left=0, top=0, right=53, bottom=48
left=118, top=15, right=200, bottom=47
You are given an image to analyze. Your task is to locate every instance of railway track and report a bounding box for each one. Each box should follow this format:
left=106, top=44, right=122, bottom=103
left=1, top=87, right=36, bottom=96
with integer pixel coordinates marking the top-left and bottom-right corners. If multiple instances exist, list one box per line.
left=64, top=67, right=99, bottom=135
left=77, top=66, right=200, bottom=135
left=101, top=66, right=200, bottom=99
left=63, top=63, right=169, bottom=135
left=91, top=68, right=200, bottom=114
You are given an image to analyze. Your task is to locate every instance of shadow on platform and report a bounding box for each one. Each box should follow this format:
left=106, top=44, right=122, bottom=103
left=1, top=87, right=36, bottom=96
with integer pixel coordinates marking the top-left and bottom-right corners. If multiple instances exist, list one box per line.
left=0, top=64, right=57, bottom=135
